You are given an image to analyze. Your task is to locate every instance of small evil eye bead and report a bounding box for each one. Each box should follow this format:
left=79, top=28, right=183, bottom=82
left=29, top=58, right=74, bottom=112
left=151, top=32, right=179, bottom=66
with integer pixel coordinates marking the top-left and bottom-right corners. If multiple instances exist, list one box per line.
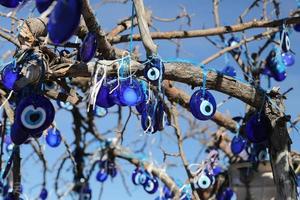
left=39, top=188, right=48, bottom=200
left=95, top=82, right=115, bottom=108
left=96, top=168, right=108, bottom=182
left=47, top=0, right=82, bottom=44
left=245, top=114, right=269, bottom=143
left=57, top=100, right=73, bottom=110
left=281, top=52, right=295, bottom=67
left=46, top=128, right=62, bottom=148
left=10, top=123, right=29, bottom=145
left=132, top=167, right=144, bottom=185
left=196, top=173, right=212, bottom=189
left=258, top=150, right=269, bottom=161
left=221, top=66, right=236, bottom=77
left=36, top=0, right=54, bottom=13
left=143, top=176, right=159, bottom=194
left=189, top=89, right=216, bottom=121
left=1, top=60, right=20, bottom=90
left=93, top=106, right=107, bottom=118
left=227, top=37, right=240, bottom=53
left=230, top=136, right=247, bottom=155
left=144, top=58, right=165, bottom=85
left=15, top=95, right=55, bottom=135
left=118, top=79, right=144, bottom=106
left=163, top=185, right=174, bottom=199
left=80, top=32, right=98, bottom=63
left=0, top=0, right=22, bottom=8
left=280, top=29, right=291, bottom=53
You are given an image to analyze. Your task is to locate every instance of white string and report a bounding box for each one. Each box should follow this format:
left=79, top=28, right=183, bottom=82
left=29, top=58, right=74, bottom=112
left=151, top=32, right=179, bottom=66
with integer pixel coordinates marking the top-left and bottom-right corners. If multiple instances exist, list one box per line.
left=144, top=116, right=153, bottom=134
left=0, top=90, right=13, bottom=110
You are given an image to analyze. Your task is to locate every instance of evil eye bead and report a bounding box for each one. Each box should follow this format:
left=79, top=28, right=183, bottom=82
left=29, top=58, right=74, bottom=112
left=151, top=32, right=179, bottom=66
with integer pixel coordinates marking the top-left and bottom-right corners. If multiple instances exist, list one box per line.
left=57, top=100, right=73, bottom=110
left=221, top=66, right=236, bottom=77
left=47, top=0, right=82, bottom=44
left=80, top=32, right=98, bottom=63
left=245, top=114, right=269, bottom=143
left=10, top=123, right=29, bottom=145
left=36, top=0, right=54, bottom=13
left=143, top=176, right=159, bottom=194
left=15, top=95, right=55, bottom=135
left=96, top=169, right=108, bottom=182
left=280, top=29, right=290, bottom=53
left=118, top=79, right=143, bottom=106
left=1, top=60, right=20, bottom=90
left=144, top=58, right=165, bottom=85
left=281, top=52, right=295, bottom=67
left=0, top=0, right=22, bottom=8
left=228, top=37, right=240, bottom=53
left=189, top=89, right=216, bottom=121
left=132, top=168, right=143, bottom=185
left=39, top=188, right=48, bottom=200
left=196, top=173, right=212, bottom=189
left=96, top=82, right=115, bottom=108
left=46, top=128, right=62, bottom=147
left=230, top=136, right=247, bottom=155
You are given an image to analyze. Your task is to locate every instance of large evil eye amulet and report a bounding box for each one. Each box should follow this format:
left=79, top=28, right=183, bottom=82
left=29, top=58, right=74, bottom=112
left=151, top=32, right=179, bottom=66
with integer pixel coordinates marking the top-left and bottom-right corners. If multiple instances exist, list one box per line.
left=1, top=60, right=20, bottom=90
left=144, top=58, right=165, bottom=85
left=114, top=78, right=144, bottom=106
left=189, top=89, right=216, bottom=120
left=0, top=0, right=22, bottom=8
left=280, top=29, right=290, bottom=53
left=46, top=128, right=62, bottom=148
left=221, top=66, right=236, bottom=77
left=80, top=32, right=97, bottom=63
left=154, top=100, right=167, bottom=132
left=230, top=135, right=247, bottom=155
left=47, top=0, right=82, bottom=44
left=15, top=95, right=55, bottom=135
left=36, top=0, right=54, bottom=13
left=245, top=114, right=269, bottom=143
left=228, top=37, right=240, bottom=53
left=143, top=174, right=159, bottom=194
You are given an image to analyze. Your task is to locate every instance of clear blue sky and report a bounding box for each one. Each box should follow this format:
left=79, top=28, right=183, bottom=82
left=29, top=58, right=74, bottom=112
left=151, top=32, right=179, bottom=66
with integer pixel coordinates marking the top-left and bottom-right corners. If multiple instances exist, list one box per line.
left=0, top=0, right=300, bottom=199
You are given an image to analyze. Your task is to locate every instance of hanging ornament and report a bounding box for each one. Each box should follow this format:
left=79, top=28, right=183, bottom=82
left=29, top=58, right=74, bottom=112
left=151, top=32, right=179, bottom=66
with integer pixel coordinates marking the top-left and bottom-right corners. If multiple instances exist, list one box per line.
left=144, top=58, right=165, bottom=85
left=95, top=81, right=115, bottom=108
left=281, top=52, right=295, bottom=67
left=39, top=188, right=48, bottom=200
left=221, top=65, right=236, bottom=77
left=80, top=32, right=97, bottom=63
left=141, top=101, right=157, bottom=134
left=195, top=171, right=213, bottom=189
left=154, top=100, right=167, bottom=132
left=189, top=89, right=216, bottom=121
left=227, top=37, right=240, bottom=53
left=36, top=0, right=54, bottom=13
left=132, top=167, right=145, bottom=185
left=46, top=128, right=62, bottom=148
left=265, top=49, right=287, bottom=82
left=47, top=0, right=82, bottom=44
left=96, top=168, right=108, bottom=182
left=0, top=0, right=22, bottom=8
left=245, top=114, right=269, bottom=143
left=15, top=95, right=55, bottom=136
left=1, top=60, right=20, bottom=90
left=230, top=135, right=247, bottom=155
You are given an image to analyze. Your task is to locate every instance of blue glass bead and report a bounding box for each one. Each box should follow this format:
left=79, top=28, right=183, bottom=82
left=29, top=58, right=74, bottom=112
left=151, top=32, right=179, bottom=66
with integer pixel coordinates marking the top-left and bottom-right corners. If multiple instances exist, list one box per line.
left=246, top=114, right=269, bottom=143
left=96, top=169, right=108, bottom=182
left=1, top=60, right=20, bottom=90
left=189, top=89, right=216, bottom=121
left=196, top=172, right=212, bottom=189
left=80, top=32, right=97, bottom=63
left=228, top=37, right=240, bottom=53
left=144, top=58, right=165, bottom=85
left=117, top=79, right=143, bottom=106
left=11, top=123, right=29, bottom=145
left=230, top=136, right=247, bottom=155
left=281, top=52, right=295, bottom=67
left=222, top=66, right=236, bottom=77
left=0, top=0, right=22, bottom=8
left=46, top=128, right=62, bottom=147
left=272, top=70, right=286, bottom=82
left=36, top=0, right=53, bottom=13
left=47, top=0, right=82, bottom=44
left=132, top=167, right=144, bottom=185
left=143, top=175, right=159, bottom=194
left=39, top=188, right=48, bottom=200
left=96, top=82, right=115, bottom=108
left=15, top=95, right=55, bottom=135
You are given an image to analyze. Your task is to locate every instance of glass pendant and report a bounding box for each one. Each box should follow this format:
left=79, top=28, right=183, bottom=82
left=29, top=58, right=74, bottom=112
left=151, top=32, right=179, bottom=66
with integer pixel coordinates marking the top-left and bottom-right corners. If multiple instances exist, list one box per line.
left=116, top=78, right=144, bottom=107
left=80, top=32, right=97, bottom=63
left=1, top=60, right=20, bottom=90
left=230, top=135, right=247, bottom=155
left=46, top=128, right=62, bottom=148
left=189, top=89, right=216, bottom=120
left=144, top=58, right=165, bottom=85
left=143, top=174, right=159, bottom=194
left=281, top=52, right=295, bottom=67
left=96, top=81, right=115, bottom=108
left=36, top=0, right=53, bottom=13
left=39, top=188, right=48, bottom=200
left=246, top=114, right=269, bottom=143
left=15, top=95, right=55, bottom=135
left=132, top=167, right=144, bottom=185
left=96, top=169, right=108, bottom=182
left=47, top=0, right=82, bottom=44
